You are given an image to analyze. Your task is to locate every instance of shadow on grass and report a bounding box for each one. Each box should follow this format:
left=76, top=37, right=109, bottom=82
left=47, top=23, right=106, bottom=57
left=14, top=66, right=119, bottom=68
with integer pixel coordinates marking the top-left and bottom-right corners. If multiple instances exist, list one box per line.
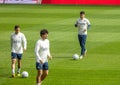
left=52, top=56, right=79, bottom=61
left=0, top=67, right=27, bottom=79
left=53, top=56, right=71, bottom=58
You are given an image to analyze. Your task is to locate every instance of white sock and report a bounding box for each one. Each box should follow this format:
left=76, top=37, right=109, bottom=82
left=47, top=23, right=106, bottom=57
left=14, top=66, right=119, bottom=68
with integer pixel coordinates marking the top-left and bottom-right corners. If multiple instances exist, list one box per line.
left=12, top=69, right=15, bottom=74
left=36, top=83, right=41, bottom=85
left=17, top=68, right=21, bottom=73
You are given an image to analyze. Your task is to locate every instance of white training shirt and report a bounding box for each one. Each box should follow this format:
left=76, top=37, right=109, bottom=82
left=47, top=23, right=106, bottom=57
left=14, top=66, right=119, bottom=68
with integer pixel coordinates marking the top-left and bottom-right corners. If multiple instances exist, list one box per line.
left=35, top=38, right=50, bottom=63
left=76, top=18, right=91, bottom=35
left=11, top=32, right=27, bottom=54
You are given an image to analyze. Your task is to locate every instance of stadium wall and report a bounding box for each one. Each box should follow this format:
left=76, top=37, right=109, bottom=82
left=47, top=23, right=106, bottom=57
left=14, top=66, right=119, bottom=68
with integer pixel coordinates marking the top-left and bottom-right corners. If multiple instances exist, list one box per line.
left=42, top=0, right=51, bottom=4
left=0, top=0, right=38, bottom=4
left=42, top=0, right=120, bottom=5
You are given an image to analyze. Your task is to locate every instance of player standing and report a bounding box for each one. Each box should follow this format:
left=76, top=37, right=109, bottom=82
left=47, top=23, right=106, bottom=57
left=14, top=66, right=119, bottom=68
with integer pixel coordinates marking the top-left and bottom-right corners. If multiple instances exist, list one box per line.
left=75, top=11, right=91, bottom=59
left=10, top=25, right=27, bottom=77
left=35, top=29, right=52, bottom=85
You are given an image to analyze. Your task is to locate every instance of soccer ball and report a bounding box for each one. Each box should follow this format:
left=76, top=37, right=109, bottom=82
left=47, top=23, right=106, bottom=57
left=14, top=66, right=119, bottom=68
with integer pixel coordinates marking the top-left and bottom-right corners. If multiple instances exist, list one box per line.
left=21, top=71, right=29, bottom=78
left=73, top=54, right=79, bottom=60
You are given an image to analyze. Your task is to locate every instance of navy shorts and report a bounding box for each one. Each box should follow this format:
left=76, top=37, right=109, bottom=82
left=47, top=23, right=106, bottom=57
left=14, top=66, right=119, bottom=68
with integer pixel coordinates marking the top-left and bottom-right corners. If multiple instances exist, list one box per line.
left=11, top=52, right=22, bottom=60
left=36, top=62, right=49, bottom=70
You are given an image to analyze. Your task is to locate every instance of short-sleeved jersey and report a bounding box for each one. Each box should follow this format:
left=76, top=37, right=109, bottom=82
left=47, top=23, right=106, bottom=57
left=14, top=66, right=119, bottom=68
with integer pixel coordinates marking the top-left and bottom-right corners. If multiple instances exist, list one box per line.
left=35, top=38, right=50, bottom=63
left=76, top=18, right=91, bottom=35
left=11, top=32, right=27, bottom=54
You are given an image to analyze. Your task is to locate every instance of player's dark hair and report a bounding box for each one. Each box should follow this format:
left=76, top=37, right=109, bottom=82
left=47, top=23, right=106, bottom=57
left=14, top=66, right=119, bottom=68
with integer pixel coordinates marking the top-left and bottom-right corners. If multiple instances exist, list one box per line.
left=14, top=25, right=20, bottom=30
left=80, top=11, right=85, bottom=14
left=40, top=29, right=49, bottom=37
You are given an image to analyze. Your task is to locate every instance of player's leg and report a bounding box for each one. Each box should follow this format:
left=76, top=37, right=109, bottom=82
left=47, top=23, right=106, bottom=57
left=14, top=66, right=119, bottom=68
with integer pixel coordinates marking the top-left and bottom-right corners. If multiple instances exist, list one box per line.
left=41, top=70, right=48, bottom=81
left=11, top=52, right=17, bottom=77
left=36, top=62, right=43, bottom=85
left=41, top=62, right=49, bottom=81
left=81, top=35, right=87, bottom=56
left=17, top=54, right=22, bottom=76
left=17, top=59, right=21, bottom=76
left=11, top=59, right=16, bottom=77
left=36, top=70, right=43, bottom=85
left=78, top=35, right=83, bottom=59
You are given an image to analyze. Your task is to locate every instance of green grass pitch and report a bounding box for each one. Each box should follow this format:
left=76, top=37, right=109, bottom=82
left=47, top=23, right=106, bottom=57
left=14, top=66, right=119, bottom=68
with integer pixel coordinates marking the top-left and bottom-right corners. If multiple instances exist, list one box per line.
left=0, top=5, right=120, bottom=85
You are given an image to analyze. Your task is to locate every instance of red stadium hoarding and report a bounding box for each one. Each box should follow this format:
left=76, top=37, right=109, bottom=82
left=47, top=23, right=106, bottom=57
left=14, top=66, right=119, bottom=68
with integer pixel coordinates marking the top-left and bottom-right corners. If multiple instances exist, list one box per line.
left=0, top=0, right=120, bottom=5
left=0, top=0, right=38, bottom=4
left=42, top=0, right=50, bottom=4
left=42, top=0, right=120, bottom=5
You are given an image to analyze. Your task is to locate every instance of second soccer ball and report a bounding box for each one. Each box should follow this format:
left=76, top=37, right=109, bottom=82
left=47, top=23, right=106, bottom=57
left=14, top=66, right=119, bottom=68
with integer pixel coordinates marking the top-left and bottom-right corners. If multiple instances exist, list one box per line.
left=21, top=71, right=29, bottom=78
left=73, top=54, right=79, bottom=60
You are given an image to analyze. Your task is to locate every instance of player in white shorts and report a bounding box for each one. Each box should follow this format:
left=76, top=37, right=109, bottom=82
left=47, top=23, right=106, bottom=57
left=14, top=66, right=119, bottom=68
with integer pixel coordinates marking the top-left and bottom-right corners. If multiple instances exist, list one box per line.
left=75, top=11, right=91, bottom=59
left=35, top=29, right=52, bottom=85
left=10, top=25, right=27, bottom=77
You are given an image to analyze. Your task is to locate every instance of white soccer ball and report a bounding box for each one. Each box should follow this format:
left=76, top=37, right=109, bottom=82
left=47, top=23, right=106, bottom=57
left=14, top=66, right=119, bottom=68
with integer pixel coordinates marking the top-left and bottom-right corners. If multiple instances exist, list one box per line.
left=21, top=71, right=29, bottom=78
left=73, top=54, right=79, bottom=60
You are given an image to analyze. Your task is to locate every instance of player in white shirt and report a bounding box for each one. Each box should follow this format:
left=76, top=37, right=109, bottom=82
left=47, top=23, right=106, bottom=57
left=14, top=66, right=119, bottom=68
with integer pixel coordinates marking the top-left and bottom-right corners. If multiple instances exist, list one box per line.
left=75, top=11, right=91, bottom=59
left=10, top=25, right=27, bottom=77
left=35, top=29, right=52, bottom=85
